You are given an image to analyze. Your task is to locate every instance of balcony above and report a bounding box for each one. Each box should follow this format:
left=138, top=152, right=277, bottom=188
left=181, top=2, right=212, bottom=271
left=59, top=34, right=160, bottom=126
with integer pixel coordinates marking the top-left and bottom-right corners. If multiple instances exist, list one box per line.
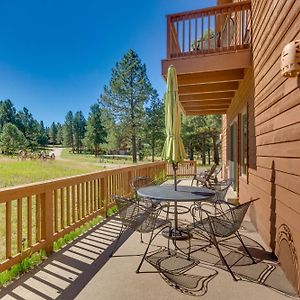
left=161, top=1, right=252, bottom=116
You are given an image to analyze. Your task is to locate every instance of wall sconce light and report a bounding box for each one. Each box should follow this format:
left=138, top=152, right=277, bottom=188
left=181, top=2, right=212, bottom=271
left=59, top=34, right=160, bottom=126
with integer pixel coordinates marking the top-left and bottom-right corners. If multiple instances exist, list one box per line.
left=281, top=40, right=300, bottom=77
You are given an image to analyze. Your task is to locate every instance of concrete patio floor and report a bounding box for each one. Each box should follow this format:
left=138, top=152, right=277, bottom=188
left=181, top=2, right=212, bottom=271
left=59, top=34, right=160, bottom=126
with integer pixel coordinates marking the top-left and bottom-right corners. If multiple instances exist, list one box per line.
left=0, top=179, right=298, bottom=300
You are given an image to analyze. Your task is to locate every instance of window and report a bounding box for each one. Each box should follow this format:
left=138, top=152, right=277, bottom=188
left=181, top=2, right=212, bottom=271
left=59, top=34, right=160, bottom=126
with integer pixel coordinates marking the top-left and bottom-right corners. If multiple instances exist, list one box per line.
left=240, top=110, right=247, bottom=175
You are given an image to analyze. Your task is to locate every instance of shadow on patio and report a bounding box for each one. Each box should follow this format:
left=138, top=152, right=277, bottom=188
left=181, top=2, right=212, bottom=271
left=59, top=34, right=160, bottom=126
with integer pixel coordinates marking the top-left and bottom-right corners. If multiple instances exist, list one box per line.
left=0, top=180, right=298, bottom=300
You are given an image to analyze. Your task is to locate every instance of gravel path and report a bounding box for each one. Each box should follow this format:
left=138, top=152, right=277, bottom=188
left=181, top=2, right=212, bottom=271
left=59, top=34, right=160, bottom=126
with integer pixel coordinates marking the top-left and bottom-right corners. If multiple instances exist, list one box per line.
left=52, top=147, right=63, bottom=160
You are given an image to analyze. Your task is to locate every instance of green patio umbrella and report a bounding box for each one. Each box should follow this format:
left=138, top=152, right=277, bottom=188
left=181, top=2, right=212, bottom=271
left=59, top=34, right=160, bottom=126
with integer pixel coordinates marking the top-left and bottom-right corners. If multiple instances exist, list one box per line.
left=162, top=65, right=186, bottom=191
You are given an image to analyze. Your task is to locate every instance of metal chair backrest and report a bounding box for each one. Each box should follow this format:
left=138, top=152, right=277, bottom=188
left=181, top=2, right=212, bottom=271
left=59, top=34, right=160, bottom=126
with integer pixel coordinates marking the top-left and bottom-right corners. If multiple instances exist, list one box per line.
left=214, top=166, right=222, bottom=177
left=205, top=164, right=217, bottom=181
left=130, top=176, right=154, bottom=192
left=214, top=179, right=233, bottom=201
left=111, top=195, right=143, bottom=226
left=210, top=198, right=258, bottom=238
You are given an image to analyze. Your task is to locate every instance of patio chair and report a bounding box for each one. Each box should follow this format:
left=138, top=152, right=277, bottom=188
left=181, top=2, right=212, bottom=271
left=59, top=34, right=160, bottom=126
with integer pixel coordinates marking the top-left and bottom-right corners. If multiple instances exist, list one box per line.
left=130, top=176, right=154, bottom=197
left=110, top=195, right=171, bottom=259
left=130, top=176, right=157, bottom=207
left=191, top=164, right=217, bottom=187
left=207, top=166, right=222, bottom=187
left=189, top=198, right=259, bottom=280
left=211, top=178, right=233, bottom=203
left=136, top=203, right=174, bottom=273
left=130, top=175, right=170, bottom=215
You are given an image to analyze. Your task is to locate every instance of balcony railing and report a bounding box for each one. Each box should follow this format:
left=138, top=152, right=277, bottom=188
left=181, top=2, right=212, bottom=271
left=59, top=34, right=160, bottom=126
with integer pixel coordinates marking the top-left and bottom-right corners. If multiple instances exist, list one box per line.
left=166, top=160, right=197, bottom=177
left=166, top=1, right=251, bottom=59
left=0, top=161, right=166, bottom=272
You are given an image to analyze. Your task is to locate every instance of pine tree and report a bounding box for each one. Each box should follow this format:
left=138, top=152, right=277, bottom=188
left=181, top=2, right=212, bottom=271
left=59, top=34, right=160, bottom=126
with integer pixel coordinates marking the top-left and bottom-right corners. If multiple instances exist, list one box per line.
left=100, top=49, right=152, bottom=162
left=15, top=107, right=39, bottom=151
left=0, top=99, right=16, bottom=131
left=144, top=91, right=165, bottom=162
left=37, top=121, right=48, bottom=148
left=49, top=122, right=57, bottom=146
left=181, top=115, right=221, bottom=165
left=0, top=123, right=27, bottom=154
left=56, top=123, right=63, bottom=145
left=99, top=109, right=118, bottom=153
left=63, top=111, right=74, bottom=151
left=73, top=111, right=86, bottom=153
left=206, top=115, right=221, bottom=165
left=84, top=104, right=107, bottom=157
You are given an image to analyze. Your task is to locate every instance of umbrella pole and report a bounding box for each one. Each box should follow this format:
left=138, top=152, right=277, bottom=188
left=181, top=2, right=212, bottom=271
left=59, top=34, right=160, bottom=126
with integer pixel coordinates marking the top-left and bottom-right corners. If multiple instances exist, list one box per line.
left=173, top=162, right=177, bottom=191
left=172, top=162, right=178, bottom=235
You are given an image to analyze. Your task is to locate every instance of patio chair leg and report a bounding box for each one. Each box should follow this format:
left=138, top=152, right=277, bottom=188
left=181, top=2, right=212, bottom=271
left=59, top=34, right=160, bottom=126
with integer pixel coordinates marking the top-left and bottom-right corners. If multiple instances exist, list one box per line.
left=167, top=232, right=171, bottom=255
left=235, top=232, right=256, bottom=263
left=136, top=226, right=169, bottom=273
left=187, top=236, right=191, bottom=260
left=140, top=230, right=144, bottom=243
left=209, top=232, right=238, bottom=281
left=214, top=240, right=238, bottom=281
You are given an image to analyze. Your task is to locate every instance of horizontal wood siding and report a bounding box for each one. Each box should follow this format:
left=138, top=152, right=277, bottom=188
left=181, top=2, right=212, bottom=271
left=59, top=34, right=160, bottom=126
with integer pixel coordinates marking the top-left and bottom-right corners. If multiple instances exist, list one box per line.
left=252, top=0, right=300, bottom=291
left=226, top=0, right=300, bottom=291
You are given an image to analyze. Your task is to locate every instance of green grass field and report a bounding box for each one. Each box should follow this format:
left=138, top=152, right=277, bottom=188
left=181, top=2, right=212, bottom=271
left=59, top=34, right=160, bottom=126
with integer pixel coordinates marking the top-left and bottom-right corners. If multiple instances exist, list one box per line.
left=60, top=148, right=157, bottom=165
left=0, top=147, right=147, bottom=189
left=61, top=149, right=135, bottom=164
left=0, top=155, right=105, bottom=267
left=0, top=158, right=102, bottom=189
left=60, top=149, right=100, bottom=163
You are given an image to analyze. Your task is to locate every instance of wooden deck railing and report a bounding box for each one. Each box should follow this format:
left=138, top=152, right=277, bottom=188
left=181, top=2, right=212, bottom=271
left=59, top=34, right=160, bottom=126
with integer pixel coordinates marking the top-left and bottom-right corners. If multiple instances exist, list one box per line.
left=166, top=1, right=251, bottom=59
left=0, top=161, right=166, bottom=272
left=166, top=161, right=197, bottom=177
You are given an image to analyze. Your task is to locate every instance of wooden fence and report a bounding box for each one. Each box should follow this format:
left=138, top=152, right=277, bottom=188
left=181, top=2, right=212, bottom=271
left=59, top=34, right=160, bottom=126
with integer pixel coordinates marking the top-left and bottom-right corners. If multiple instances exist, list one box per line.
left=166, top=161, right=197, bottom=177
left=0, top=161, right=166, bottom=272
left=166, top=1, right=251, bottom=59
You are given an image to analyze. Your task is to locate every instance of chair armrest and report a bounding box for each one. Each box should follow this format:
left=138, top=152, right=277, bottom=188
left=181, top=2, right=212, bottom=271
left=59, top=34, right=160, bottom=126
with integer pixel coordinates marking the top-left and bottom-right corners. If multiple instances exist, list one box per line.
left=190, top=203, right=212, bottom=219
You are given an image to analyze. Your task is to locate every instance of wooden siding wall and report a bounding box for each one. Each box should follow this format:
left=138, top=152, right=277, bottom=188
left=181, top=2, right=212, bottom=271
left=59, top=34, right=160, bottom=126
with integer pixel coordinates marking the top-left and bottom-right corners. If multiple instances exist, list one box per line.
left=251, top=0, right=300, bottom=291
left=223, top=0, right=300, bottom=291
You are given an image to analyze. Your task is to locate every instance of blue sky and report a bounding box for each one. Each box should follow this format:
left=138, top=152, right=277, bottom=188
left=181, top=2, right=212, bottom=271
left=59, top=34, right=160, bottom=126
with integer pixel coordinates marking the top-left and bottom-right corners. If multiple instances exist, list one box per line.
left=0, top=0, right=215, bottom=126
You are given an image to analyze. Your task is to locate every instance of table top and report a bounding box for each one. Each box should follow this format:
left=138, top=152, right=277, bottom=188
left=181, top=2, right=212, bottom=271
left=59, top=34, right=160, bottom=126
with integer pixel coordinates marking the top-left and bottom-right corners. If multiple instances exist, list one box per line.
left=137, top=184, right=215, bottom=202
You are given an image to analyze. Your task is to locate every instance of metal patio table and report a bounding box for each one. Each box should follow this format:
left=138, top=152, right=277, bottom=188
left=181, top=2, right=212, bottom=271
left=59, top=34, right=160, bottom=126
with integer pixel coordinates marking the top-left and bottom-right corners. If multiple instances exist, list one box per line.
left=137, top=184, right=215, bottom=240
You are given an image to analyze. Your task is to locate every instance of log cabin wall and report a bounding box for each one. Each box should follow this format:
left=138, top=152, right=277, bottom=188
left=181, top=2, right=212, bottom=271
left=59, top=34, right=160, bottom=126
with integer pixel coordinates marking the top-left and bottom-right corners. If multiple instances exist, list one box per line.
left=222, top=0, right=300, bottom=291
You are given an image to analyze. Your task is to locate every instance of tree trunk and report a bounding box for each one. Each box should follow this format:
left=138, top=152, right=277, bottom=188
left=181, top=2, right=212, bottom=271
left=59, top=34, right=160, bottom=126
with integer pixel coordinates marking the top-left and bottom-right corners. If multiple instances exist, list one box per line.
left=132, top=128, right=137, bottom=163
left=94, top=145, right=98, bottom=157
left=201, top=152, right=206, bottom=165
left=138, top=138, right=143, bottom=161
left=130, top=71, right=137, bottom=163
left=151, top=136, right=155, bottom=162
left=71, top=136, right=75, bottom=153
left=189, top=142, right=194, bottom=160
left=208, top=148, right=211, bottom=165
left=212, top=134, right=219, bottom=165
